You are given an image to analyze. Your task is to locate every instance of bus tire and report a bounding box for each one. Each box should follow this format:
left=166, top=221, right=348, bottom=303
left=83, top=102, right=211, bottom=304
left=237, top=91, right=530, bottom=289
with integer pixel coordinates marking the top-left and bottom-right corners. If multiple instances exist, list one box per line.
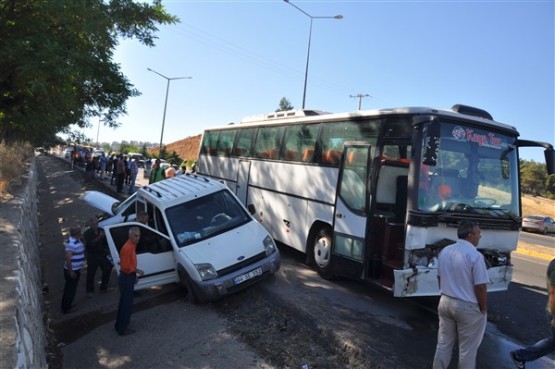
left=311, top=227, right=334, bottom=279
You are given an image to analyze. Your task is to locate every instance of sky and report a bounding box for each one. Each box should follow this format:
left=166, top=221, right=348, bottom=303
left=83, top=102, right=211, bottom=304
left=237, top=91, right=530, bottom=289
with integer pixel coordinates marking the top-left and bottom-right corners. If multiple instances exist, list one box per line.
left=76, top=0, right=554, bottom=162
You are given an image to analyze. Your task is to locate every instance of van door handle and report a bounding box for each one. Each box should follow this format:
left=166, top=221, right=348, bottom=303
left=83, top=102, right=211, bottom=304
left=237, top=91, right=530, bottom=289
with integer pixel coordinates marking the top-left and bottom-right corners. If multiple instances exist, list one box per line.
left=283, top=219, right=290, bottom=227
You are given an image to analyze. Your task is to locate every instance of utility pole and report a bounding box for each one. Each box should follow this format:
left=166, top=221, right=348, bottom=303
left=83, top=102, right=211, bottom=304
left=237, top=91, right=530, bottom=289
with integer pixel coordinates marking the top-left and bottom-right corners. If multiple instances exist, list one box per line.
left=350, top=93, right=370, bottom=110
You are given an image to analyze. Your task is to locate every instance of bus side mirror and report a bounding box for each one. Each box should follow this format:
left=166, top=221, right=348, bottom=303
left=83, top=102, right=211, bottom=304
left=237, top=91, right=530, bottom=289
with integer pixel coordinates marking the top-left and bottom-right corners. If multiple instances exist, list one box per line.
left=545, top=148, right=555, bottom=175
left=247, top=204, right=256, bottom=215
left=422, top=122, right=441, bottom=166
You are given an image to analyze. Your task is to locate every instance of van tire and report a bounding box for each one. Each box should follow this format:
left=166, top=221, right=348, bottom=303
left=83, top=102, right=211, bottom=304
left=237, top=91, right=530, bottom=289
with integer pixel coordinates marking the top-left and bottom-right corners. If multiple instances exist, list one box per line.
left=310, top=227, right=334, bottom=280
left=178, top=268, right=200, bottom=304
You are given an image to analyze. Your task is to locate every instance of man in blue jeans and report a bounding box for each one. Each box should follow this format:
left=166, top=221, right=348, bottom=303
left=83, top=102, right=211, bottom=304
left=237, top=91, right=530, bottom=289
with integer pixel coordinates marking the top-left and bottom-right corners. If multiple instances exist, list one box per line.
left=510, top=258, right=555, bottom=369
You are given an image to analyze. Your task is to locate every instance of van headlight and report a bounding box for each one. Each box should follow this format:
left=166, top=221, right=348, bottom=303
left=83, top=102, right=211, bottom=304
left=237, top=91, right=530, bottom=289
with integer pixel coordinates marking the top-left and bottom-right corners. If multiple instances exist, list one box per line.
left=195, top=263, right=218, bottom=281
left=263, top=235, right=276, bottom=257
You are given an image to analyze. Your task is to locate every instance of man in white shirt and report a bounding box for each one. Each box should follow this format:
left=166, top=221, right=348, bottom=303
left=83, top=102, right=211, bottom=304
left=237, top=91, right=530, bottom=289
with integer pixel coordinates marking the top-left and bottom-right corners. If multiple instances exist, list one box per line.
left=433, top=220, right=489, bottom=369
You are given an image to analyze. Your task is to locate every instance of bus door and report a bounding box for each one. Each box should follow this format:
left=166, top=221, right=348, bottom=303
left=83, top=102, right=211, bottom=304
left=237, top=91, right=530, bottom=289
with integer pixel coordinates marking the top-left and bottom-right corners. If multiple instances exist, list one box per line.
left=236, top=159, right=251, bottom=205
left=331, top=144, right=371, bottom=279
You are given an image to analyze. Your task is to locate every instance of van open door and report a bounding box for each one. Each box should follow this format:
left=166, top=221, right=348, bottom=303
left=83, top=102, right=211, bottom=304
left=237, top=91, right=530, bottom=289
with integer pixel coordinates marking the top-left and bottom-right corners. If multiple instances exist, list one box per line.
left=104, top=222, right=177, bottom=290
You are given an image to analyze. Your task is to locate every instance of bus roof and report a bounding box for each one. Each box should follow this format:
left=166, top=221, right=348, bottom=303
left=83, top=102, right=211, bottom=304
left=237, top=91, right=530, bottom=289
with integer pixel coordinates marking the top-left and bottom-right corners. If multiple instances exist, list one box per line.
left=236, top=105, right=519, bottom=136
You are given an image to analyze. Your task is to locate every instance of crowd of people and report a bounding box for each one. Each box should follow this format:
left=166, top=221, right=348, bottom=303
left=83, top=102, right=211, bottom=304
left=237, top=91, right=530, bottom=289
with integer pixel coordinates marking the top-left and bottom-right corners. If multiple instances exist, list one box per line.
left=61, top=221, right=143, bottom=336
left=71, top=149, right=196, bottom=195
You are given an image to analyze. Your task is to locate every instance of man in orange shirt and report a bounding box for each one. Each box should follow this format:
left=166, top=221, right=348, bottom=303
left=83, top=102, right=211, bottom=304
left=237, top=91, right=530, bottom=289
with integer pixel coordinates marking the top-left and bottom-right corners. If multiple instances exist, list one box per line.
left=114, top=227, right=144, bottom=336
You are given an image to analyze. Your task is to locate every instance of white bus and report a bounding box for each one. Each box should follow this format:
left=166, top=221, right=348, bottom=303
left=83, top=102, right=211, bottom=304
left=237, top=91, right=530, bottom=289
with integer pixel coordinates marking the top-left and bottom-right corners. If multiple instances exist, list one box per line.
left=197, top=105, right=555, bottom=297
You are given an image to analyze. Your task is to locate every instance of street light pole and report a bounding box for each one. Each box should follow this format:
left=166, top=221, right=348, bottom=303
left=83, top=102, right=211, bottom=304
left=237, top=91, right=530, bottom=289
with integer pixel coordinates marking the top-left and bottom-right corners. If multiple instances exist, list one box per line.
left=147, top=68, right=192, bottom=152
left=283, top=0, right=342, bottom=109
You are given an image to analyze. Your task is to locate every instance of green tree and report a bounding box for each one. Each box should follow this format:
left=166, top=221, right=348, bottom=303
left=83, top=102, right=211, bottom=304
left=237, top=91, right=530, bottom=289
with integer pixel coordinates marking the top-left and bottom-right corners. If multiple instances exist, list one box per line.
left=276, top=97, right=294, bottom=112
left=546, top=175, right=555, bottom=199
left=0, top=0, right=178, bottom=145
left=119, top=142, right=139, bottom=154
left=520, top=159, right=547, bottom=195
left=158, top=145, right=168, bottom=159
left=140, top=143, right=149, bottom=158
left=166, top=150, right=181, bottom=164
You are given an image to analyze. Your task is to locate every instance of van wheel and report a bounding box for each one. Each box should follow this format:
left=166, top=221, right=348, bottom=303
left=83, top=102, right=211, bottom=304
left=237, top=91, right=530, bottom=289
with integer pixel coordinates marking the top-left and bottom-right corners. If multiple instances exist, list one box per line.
left=178, top=269, right=199, bottom=304
left=311, top=228, right=334, bottom=279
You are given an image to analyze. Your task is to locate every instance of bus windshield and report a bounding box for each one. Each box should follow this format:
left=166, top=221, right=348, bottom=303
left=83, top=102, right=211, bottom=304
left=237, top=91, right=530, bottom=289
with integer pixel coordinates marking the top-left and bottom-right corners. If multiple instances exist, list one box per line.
left=417, top=121, right=520, bottom=219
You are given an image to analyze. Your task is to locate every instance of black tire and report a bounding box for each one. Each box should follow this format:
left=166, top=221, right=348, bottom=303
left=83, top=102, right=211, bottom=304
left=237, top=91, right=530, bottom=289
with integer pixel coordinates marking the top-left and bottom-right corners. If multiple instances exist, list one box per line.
left=310, top=228, right=334, bottom=279
left=178, top=269, right=200, bottom=304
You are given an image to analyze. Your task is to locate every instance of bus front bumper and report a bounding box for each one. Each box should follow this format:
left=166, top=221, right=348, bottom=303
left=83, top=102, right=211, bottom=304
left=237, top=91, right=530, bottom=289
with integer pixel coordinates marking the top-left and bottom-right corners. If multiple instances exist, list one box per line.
left=393, top=265, right=513, bottom=297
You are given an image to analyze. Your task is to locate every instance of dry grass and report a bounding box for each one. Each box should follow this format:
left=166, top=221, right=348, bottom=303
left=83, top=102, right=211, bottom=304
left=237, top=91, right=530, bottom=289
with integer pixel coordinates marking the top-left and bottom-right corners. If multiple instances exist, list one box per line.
left=0, top=141, right=34, bottom=198
left=522, top=194, right=555, bottom=218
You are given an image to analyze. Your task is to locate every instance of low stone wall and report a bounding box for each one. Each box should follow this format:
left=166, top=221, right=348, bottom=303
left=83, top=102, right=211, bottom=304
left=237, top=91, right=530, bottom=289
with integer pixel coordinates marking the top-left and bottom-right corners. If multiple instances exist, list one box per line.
left=0, top=157, right=48, bottom=368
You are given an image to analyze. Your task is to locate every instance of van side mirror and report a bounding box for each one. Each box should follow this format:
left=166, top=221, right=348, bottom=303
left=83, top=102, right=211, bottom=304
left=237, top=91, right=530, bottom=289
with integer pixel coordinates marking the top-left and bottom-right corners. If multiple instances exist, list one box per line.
left=247, top=204, right=256, bottom=215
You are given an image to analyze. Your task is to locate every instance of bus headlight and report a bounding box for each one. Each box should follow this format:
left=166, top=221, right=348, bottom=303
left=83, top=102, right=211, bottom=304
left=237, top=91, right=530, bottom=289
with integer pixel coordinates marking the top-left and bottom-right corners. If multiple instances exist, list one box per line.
left=263, top=235, right=276, bottom=257
left=195, top=263, right=218, bottom=280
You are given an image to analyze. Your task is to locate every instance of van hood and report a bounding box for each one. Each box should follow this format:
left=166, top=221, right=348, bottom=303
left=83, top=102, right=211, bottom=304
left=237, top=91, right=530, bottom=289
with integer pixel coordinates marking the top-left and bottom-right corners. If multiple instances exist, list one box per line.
left=81, top=191, right=120, bottom=216
left=179, top=221, right=271, bottom=271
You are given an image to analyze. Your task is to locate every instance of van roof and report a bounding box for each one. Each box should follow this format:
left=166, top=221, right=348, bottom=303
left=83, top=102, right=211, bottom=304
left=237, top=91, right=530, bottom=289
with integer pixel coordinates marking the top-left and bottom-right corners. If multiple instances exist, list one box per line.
left=137, top=174, right=226, bottom=208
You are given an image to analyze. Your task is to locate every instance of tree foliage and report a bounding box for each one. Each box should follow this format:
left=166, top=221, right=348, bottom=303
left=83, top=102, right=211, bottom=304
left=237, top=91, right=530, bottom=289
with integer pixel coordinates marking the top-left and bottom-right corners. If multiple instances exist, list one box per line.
left=276, top=97, right=294, bottom=112
left=0, top=0, right=178, bottom=145
left=520, top=159, right=554, bottom=197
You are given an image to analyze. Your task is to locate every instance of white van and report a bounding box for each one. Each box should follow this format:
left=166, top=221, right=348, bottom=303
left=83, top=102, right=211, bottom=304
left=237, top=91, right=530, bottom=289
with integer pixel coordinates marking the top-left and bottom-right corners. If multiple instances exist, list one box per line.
left=82, top=174, right=280, bottom=302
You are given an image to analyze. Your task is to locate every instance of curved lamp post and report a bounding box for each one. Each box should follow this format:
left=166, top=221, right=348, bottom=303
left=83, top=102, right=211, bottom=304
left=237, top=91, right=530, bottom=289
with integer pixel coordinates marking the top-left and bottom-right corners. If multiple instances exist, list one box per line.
left=283, top=0, right=342, bottom=109
left=147, top=68, right=192, bottom=151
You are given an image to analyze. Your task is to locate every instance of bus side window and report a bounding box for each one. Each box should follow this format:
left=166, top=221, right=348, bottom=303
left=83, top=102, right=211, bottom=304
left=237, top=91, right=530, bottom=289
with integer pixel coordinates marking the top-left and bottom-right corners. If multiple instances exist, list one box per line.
left=217, top=130, right=236, bottom=156
left=281, top=124, right=318, bottom=163
left=254, top=126, right=284, bottom=160
left=232, top=127, right=256, bottom=157
left=202, top=131, right=219, bottom=156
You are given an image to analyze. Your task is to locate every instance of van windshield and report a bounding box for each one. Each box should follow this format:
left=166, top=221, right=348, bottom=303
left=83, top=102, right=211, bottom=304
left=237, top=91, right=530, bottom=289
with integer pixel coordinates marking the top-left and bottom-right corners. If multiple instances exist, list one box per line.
left=166, top=190, right=251, bottom=246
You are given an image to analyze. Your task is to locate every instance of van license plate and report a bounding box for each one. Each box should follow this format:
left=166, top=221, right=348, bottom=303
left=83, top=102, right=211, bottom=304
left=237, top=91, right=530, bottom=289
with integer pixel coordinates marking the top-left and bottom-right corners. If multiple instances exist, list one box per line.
left=234, top=267, right=263, bottom=285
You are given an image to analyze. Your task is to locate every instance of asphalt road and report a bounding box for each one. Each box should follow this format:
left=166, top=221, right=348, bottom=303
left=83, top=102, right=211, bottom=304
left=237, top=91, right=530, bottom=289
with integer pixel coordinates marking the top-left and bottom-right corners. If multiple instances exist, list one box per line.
left=38, top=154, right=555, bottom=369
left=520, top=231, right=555, bottom=249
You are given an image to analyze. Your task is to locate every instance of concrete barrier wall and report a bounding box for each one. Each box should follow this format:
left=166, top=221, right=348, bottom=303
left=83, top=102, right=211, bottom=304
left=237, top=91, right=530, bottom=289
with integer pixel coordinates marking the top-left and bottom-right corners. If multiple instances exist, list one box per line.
left=0, top=157, right=48, bottom=369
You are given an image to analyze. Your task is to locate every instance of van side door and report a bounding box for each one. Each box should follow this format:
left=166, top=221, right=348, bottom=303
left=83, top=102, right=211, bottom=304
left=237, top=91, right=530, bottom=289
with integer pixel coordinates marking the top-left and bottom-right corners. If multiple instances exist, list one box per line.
left=104, top=222, right=177, bottom=290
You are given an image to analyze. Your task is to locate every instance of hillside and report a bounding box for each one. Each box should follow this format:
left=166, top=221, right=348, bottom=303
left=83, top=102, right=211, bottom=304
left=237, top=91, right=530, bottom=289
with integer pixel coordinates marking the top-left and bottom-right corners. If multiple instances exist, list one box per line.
left=149, top=134, right=201, bottom=162
left=522, top=194, right=555, bottom=218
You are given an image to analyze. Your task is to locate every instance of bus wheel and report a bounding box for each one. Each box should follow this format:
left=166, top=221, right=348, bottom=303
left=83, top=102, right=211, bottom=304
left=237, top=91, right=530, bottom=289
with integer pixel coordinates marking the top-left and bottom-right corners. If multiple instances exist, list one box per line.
left=312, top=228, right=334, bottom=279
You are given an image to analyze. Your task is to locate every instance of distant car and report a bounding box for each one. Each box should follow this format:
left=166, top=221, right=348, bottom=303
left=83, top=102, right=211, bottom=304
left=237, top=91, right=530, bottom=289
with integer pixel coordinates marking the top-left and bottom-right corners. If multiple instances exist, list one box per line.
left=522, top=215, right=555, bottom=235
left=92, top=149, right=104, bottom=158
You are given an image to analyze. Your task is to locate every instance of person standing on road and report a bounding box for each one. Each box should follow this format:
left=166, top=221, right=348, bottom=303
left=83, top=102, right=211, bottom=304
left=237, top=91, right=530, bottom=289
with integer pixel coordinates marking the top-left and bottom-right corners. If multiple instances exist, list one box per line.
left=128, top=158, right=139, bottom=195
left=61, top=225, right=86, bottom=314
left=110, top=154, right=118, bottom=186
left=114, top=227, right=144, bottom=336
left=116, top=154, right=126, bottom=193
left=165, top=160, right=177, bottom=178
left=510, top=258, right=555, bottom=368
left=148, top=159, right=165, bottom=184
left=432, top=220, right=489, bottom=369
left=99, top=153, right=108, bottom=180
left=83, top=217, right=113, bottom=297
